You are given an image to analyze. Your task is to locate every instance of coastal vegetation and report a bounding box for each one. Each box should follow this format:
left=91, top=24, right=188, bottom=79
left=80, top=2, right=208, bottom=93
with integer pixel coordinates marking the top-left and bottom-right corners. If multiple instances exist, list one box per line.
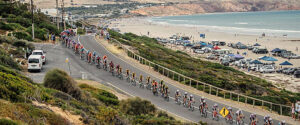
left=0, top=0, right=60, bottom=41
left=108, top=30, right=300, bottom=115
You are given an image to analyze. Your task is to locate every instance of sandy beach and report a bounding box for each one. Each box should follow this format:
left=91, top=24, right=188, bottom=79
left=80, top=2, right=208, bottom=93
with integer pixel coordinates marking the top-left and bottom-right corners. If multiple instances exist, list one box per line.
left=108, top=17, right=300, bottom=92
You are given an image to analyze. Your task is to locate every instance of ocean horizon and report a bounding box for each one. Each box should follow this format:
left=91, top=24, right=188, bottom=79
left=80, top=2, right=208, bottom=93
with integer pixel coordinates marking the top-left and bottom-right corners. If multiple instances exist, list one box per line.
left=149, top=10, right=300, bottom=38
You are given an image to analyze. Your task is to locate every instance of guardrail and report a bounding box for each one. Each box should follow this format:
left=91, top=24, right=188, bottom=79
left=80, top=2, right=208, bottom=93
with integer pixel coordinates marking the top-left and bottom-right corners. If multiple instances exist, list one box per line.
left=106, top=36, right=292, bottom=116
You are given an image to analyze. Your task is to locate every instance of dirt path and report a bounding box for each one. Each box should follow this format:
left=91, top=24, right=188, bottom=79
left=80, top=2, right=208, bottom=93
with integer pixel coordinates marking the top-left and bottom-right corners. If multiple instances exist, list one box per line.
left=32, top=101, right=83, bottom=125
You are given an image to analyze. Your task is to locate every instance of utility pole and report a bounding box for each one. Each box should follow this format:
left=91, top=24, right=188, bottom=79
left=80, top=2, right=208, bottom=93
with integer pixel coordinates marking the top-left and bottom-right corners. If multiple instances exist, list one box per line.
left=61, top=0, right=66, bottom=30
left=30, top=0, right=34, bottom=39
left=56, top=0, right=59, bottom=30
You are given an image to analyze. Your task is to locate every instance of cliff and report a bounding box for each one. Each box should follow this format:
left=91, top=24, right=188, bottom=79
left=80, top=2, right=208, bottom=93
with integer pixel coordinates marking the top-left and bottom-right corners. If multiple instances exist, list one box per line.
left=130, top=0, right=300, bottom=16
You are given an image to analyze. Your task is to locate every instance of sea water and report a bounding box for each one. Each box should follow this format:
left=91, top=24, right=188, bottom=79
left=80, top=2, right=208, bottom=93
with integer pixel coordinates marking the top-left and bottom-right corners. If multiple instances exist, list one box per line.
left=149, top=10, right=300, bottom=38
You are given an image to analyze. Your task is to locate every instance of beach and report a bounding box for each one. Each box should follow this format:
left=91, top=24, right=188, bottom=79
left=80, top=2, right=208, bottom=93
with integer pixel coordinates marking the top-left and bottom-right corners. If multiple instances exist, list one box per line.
left=108, top=17, right=300, bottom=92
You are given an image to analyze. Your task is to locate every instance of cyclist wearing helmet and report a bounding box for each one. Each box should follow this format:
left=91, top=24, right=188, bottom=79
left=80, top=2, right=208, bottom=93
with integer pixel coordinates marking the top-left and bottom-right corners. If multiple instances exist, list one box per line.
left=96, top=55, right=101, bottom=65
left=183, top=92, right=188, bottom=106
left=86, top=50, right=90, bottom=61
left=212, top=103, right=219, bottom=118
left=236, top=109, right=244, bottom=124
left=250, top=113, right=257, bottom=125
left=116, top=64, right=120, bottom=73
left=279, top=120, right=285, bottom=125
left=126, top=69, right=130, bottom=77
left=109, top=61, right=114, bottom=72
left=175, top=90, right=181, bottom=103
left=188, top=95, right=194, bottom=108
left=88, top=51, right=92, bottom=63
left=226, top=107, right=233, bottom=122
left=164, top=85, right=169, bottom=98
left=92, top=51, right=97, bottom=63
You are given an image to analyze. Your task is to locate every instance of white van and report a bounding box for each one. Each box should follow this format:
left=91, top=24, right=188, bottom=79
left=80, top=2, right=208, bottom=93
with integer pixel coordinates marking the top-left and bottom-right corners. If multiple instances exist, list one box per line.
left=28, top=55, right=43, bottom=72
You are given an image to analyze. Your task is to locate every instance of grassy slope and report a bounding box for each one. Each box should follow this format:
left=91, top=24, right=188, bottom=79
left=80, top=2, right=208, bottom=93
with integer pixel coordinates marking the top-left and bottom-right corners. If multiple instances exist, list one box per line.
left=109, top=30, right=300, bottom=115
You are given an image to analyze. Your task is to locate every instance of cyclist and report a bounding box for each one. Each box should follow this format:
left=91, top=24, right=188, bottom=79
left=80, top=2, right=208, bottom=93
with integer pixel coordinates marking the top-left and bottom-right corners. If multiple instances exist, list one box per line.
left=88, top=51, right=92, bottom=63
left=146, top=76, right=151, bottom=89
left=139, top=75, right=143, bottom=87
left=96, top=55, right=101, bottom=65
left=188, top=95, right=194, bottom=109
left=226, top=107, right=233, bottom=122
left=80, top=46, right=85, bottom=59
left=109, top=61, right=114, bottom=72
left=118, top=67, right=122, bottom=77
left=164, top=85, right=169, bottom=98
left=250, top=113, right=257, bottom=125
left=152, top=80, right=158, bottom=95
left=183, top=92, right=188, bottom=106
left=236, top=109, right=244, bottom=124
left=212, top=103, right=219, bottom=118
left=126, top=69, right=130, bottom=77
left=116, top=64, right=120, bottom=73
left=92, top=51, right=97, bottom=63
left=175, top=90, right=181, bottom=103
left=131, top=72, right=136, bottom=82
left=86, top=50, right=90, bottom=61
left=278, top=120, right=285, bottom=125
left=161, top=84, right=165, bottom=96
left=75, top=43, right=80, bottom=54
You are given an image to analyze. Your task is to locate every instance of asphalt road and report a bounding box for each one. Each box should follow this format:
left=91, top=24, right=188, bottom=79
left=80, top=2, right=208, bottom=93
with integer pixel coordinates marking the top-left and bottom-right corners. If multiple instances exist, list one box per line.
left=28, top=35, right=283, bottom=125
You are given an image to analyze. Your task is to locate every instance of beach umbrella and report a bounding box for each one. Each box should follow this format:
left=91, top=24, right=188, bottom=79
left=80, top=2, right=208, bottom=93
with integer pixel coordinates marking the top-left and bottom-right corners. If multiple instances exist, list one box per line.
left=250, top=60, right=263, bottom=64
left=213, top=46, right=221, bottom=50
left=234, top=54, right=244, bottom=59
left=271, top=48, right=281, bottom=53
left=263, top=57, right=278, bottom=61
left=279, top=61, right=293, bottom=66
left=258, top=56, right=268, bottom=60
left=253, top=43, right=261, bottom=46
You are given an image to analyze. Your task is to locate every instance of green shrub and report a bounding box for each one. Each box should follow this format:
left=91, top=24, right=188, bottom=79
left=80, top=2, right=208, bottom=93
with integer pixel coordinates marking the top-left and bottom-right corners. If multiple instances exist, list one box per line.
left=44, top=69, right=82, bottom=100
left=79, top=84, right=119, bottom=105
left=77, top=28, right=85, bottom=35
left=0, top=118, right=18, bottom=125
left=12, top=39, right=27, bottom=47
left=0, top=35, right=17, bottom=44
left=120, top=97, right=156, bottom=116
left=0, top=49, right=21, bottom=70
left=12, top=32, right=32, bottom=41
left=0, top=22, right=14, bottom=31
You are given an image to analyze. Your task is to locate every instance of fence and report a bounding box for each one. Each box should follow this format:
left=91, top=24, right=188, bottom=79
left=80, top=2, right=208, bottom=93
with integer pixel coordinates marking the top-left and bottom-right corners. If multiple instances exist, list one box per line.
left=108, top=37, right=292, bottom=116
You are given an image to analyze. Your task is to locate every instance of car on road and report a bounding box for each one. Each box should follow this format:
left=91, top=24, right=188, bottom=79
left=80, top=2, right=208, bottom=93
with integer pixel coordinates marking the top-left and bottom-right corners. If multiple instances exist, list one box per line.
left=32, top=50, right=46, bottom=64
left=27, top=55, right=43, bottom=72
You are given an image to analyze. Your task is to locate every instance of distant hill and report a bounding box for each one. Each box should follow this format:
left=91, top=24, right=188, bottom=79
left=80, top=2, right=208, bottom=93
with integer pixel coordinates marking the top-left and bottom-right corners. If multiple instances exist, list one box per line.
left=131, top=0, right=300, bottom=16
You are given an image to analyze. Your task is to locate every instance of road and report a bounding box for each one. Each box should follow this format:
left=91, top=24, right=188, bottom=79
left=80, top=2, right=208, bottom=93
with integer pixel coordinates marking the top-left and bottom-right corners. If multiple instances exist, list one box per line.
left=29, top=35, right=284, bottom=125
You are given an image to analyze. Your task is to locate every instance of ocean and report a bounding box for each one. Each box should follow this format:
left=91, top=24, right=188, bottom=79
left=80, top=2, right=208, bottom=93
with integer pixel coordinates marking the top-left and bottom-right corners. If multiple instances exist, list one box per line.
left=149, top=10, right=300, bottom=38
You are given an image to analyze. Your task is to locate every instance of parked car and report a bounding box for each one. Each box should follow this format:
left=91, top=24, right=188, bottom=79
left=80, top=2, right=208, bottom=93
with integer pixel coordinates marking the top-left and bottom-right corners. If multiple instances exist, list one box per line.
left=247, top=46, right=254, bottom=50
left=219, top=41, right=226, bottom=46
left=276, top=68, right=289, bottom=73
left=259, top=65, right=275, bottom=73
left=32, top=50, right=46, bottom=64
left=290, top=55, right=300, bottom=59
left=194, top=49, right=205, bottom=54
left=237, top=44, right=247, bottom=49
left=206, top=54, right=216, bottom=60
left=294, top=70, right=300, bottom=78
left=283, top=68, right=297, bottom=75
left=27, top=55, right=43, bottom=72
left=255, top=48, right=268, bottom=54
